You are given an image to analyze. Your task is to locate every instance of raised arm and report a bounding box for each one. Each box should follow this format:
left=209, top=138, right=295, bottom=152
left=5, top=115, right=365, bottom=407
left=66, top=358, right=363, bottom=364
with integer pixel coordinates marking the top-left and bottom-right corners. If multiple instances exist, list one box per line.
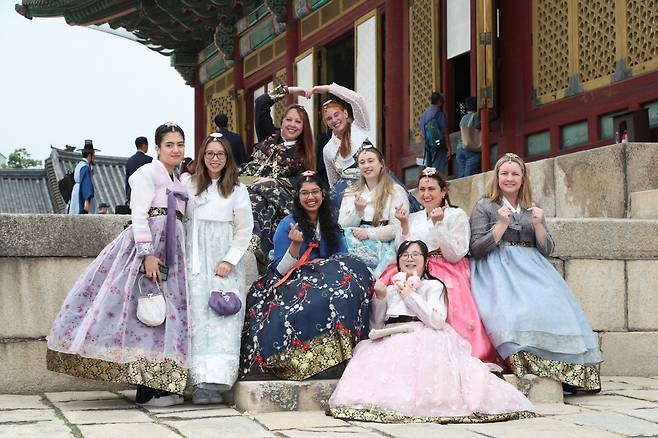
left=323, top=146, right=340, bottom=187
left=254, top=92, right=278, bottom=142
left=431, top=208, right=470, bottom=263
left=313, top=83, right=370, bottom=133
left=469, top=199, right=502, bottom=259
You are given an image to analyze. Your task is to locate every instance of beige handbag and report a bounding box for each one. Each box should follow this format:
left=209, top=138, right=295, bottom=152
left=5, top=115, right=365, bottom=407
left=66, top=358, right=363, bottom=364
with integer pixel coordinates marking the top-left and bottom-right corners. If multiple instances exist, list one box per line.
left=461, top=113, right=482, bottom=152
left=136, top=275, right=166, bottom=327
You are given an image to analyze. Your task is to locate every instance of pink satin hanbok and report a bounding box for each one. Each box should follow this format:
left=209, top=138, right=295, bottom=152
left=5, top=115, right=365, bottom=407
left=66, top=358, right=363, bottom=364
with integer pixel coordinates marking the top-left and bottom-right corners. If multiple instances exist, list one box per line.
left=379, top=207, right=502, bottom=367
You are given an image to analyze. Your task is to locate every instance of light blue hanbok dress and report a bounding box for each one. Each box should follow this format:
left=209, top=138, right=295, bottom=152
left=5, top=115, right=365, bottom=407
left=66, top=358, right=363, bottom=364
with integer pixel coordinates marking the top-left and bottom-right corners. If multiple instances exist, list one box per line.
left=469, top=198, right=602, bottom=391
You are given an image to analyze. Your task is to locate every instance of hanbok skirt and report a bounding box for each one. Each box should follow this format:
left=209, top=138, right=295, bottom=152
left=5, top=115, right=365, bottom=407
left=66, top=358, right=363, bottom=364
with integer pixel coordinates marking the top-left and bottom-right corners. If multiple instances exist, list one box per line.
left=247, top=180, right=294, bottom=259
left=343, top=229, right=397, bottom=277
left=241, top=256, right=373, bottom=380
left=329, top=322, right=535, bottom=423
left=470, top=245, right=602, bottom=390
left=187, top=219, right=247, bottom=390
left=46, top=215, right=189, bottom=394
left=379, top=257, right=502, bottom=367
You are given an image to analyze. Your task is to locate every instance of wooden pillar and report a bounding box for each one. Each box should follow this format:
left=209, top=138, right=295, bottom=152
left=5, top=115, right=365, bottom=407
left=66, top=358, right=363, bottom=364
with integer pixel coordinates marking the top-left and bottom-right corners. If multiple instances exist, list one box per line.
left=194, top=66, right=206, bottom=160
left=285, top=16, right=299, bottom=104
left=384, top=0, right=404, bottom=177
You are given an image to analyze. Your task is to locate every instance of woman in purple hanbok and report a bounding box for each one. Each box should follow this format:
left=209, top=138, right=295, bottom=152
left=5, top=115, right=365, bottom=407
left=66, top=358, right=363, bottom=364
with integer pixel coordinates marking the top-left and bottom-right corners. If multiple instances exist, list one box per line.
left=46, top=123, right=190, bottom=407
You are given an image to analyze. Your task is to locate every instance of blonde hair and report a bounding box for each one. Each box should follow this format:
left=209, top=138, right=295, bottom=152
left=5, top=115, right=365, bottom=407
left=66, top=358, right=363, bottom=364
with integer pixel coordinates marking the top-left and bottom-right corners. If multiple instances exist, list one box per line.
left=486, top=153, right=533, bottom=209
left=348, top=149, right=395, bottom=226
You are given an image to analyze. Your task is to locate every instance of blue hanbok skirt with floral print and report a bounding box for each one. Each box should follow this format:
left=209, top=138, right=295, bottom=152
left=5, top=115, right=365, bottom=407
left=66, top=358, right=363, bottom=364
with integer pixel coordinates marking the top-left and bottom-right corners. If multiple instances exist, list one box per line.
left=241, top=255, right=373, bottom=380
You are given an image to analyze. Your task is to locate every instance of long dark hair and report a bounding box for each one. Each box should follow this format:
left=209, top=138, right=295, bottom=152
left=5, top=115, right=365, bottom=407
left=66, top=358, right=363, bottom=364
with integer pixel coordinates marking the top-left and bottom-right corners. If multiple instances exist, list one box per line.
left=281, top=105, right=316, bottom=171
left=193, top=135, right=239, bottom=198
left=155, top=123, right=185, bottom=146
left=396, top=240, right=443, bottom=286
left=291, top=172, right=342, bottom=255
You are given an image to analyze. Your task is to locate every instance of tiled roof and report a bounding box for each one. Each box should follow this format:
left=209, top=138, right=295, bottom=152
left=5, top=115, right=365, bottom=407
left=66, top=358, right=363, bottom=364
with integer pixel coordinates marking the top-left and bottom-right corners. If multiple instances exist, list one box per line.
left=0, top=168, right=54, bottom=213
left=0, top=147, right=128, bottom=214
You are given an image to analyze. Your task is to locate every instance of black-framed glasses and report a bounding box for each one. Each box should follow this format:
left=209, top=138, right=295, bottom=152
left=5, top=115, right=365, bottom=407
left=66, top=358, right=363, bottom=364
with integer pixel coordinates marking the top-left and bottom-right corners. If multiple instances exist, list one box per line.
left=205, top=151, right=227, bottom=160
left=299, top=189, right=322, bottom=198
left=400, top=251, right=423, bottom=260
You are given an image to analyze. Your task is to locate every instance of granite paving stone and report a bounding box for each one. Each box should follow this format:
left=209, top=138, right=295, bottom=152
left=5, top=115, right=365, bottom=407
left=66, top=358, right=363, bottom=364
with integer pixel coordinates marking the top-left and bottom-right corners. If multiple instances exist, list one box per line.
left=553, top=410, right=658, bottom=436
left=365, top=422, right=484, bottom=437
left=45, top=391, right=119, bottom=403
left=564, top=394, right=657, bottom=410
left=531, top=403, right=593, bottom=416
left=613, top=407, right=658, bottom=423
left=464, top=417, right=623, bottom=437
left=606, top=389, right=658, bottom=402
left=53, top=398, right=136, bottom=411
left=254, top=410, right=349, bottom=430
left=0, top=409, right=58, bottom=423
left=162, top=416, right=275, bottom=437
left=141, top=403, right=232, bottom=414
left=0, top=394, right=48, bottom=410
left=281, top=426, right=384, bottom=437
left=603, top=376, right=658, bottom=387
left=77, top=422, right=181, bottom=438
left=63, top=409, right=153, bottom=424
left=0, top=418, right=73, bottom=438
left=155, top=406, right=242, bottom=419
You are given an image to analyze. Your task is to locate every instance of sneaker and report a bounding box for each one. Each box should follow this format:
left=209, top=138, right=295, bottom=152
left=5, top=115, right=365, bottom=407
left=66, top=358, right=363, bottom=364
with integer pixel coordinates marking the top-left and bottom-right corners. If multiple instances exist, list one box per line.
left=192, top=387, right=224, bottom=405
left=136, top=388, right=185, bottom=407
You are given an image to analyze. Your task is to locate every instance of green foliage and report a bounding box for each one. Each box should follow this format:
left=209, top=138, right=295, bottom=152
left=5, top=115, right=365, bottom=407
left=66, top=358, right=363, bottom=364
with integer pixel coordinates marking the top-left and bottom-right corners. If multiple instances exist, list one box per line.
left=6, top=148, right=42, bottom=169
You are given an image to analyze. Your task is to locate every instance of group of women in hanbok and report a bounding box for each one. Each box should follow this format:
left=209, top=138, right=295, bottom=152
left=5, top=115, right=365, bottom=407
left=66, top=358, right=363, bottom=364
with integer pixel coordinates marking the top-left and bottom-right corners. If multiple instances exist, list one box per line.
left=45, top=82, right=602, bottom=423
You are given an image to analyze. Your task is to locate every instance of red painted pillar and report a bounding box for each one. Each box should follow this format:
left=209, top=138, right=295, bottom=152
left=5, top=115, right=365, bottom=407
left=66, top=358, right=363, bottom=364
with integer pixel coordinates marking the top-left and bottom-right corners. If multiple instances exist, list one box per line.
left=232, top=38, right=246, bottom=147
left=194, top=66, right=206, bottom=160
left=384, top=0, right=404, bottom=178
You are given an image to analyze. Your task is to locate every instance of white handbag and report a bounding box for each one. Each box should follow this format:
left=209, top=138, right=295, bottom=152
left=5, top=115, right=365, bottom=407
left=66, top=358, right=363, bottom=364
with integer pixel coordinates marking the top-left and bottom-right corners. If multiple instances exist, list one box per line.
left=136, top=275, right=166, bottom=327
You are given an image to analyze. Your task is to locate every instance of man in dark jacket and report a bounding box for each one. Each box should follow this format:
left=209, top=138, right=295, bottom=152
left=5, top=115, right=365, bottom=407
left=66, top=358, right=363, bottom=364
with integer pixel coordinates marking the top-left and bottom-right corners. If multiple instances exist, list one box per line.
left=214, top=113, right=248, bottom=166
left=125, top=136, right=152, bottom=202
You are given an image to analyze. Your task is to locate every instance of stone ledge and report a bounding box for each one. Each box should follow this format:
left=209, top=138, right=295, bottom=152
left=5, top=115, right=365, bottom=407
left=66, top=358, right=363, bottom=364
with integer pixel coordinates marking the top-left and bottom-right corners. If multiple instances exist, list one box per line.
left=548, top=218, right=658, bottom=259
left=600, top=332, right=658, bottom=376
left=0, top=214, right=128, bottom=257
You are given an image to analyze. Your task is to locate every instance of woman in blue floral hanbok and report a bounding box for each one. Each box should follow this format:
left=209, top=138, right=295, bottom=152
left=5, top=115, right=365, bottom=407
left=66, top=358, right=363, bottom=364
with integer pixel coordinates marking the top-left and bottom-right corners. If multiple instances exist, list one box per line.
left=241, top=171, right=373, bottom=380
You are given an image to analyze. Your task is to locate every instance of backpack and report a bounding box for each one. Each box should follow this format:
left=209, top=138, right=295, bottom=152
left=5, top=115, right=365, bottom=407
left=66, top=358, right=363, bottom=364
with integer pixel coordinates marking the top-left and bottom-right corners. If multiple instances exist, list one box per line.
left=423, top=113, right=446, bottom=152
left=461, top=113, right=481, bottom=152
left=58, top=171, right=75, bottom=203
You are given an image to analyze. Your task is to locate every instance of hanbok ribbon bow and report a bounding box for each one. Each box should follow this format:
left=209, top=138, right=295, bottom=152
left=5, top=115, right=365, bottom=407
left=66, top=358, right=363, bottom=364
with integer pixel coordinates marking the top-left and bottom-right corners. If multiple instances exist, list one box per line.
left=165, top=189, right=188, bottom=267
left=273, top=242, right=319, bottom=288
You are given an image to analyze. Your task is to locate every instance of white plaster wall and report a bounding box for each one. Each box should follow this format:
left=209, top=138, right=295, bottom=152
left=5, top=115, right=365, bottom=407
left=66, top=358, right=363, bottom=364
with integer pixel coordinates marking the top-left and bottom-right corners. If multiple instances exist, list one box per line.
left=447, top=0, right=471, bottom=59
left=355, top=14, right=379, bottom=146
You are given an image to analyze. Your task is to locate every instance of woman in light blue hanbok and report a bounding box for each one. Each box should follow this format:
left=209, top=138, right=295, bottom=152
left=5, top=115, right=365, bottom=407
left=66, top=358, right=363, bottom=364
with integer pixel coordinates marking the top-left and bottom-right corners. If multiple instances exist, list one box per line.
left=469, top=153, right=602, bottom=393
left=184, top=133, right=253, bottom=404
left=338, top=144, right=408, bottom=276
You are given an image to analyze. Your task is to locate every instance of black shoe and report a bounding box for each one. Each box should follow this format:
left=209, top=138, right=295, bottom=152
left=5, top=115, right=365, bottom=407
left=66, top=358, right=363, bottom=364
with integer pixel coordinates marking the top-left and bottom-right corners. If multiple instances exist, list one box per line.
left=135, top=386, right=184, bottom=407
left=562, top=382, right=601, bottom=395
left=135, top=385, right=157, bottom=404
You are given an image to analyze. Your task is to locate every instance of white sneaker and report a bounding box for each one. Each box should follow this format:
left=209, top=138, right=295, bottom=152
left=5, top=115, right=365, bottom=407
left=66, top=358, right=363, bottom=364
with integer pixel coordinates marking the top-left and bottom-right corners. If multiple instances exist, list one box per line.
left=137, top=393, right=184, bottom=407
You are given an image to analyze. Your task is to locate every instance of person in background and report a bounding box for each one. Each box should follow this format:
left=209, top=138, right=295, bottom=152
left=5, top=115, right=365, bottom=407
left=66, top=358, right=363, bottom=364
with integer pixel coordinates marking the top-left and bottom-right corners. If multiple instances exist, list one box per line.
left=68, top=140, right=98, bottom=214
left=457, top=96, right=482, bottom=178
left=214, top=113, right=248, bottom=166
left=469, top=153, right=602, bottom=393
left=419, top=92, right=452, bottom=176
left=97, top=203, right=110, bottom=214
left=180, top=157, right=196, bottom=177
left=125, top=136, right=152, bottom=202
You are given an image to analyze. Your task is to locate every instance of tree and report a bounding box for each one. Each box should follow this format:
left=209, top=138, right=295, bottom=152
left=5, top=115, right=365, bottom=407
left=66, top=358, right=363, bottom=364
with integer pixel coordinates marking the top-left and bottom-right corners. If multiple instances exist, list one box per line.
left=6, top=148, right=42, bottom=169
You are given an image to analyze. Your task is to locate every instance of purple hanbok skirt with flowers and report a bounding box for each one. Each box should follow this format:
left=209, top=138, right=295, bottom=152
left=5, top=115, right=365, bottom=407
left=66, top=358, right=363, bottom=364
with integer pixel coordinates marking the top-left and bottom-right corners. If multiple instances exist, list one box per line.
left=46, top=215, right=190, bottom=394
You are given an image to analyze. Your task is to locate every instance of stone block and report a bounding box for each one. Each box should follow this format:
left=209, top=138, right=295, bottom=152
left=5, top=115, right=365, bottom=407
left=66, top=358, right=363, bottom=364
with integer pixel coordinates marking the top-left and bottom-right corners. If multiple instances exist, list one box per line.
left=283, top=427, right=384, bottom=437
left=0, top=214, right=128, bottom=257
left=629, top=189, right=658, bottom=219
left=0, top=257, right=91, bottom=338
left=44, top=391, right=119, bottom=403
left=626, top=143, right=658, bottom=194
left=0, top=340, right=126, bottom=394
left=554, top=144, right=625, bottom=218
left=155, top=407, right=241, bottom=419
left=600, top=332, right=658, bottom=376
left=161, top=416, right=274, bottom=438
left=548, top=218, right=658, bottom=259
left=79, top=422, right=181, bottom=438
left=253, top=411, right=348, bottom=430
left=447, top=172, right=488, bottom=216
left=230, top=379, right=338, bottom=413
left=564, top=259, right=625, bottom=331
left=614, top=407, right=658, bottom=423
left=464, top=417, right=622, bottom=438
left=63, top=409, right=152, bottom=424
left=0, top=394, right=48, bottom=409
left=504, top=375, right=564, bottom=403
left=53, top=398, right=135, bottom=411
left=553, top=410, right=658, bottom=436
left=627, top=260, right=658, bottom=330
left=0, top=409, right=58, bottom=423
left=369, top=423, right=484, bottom=438
left=526, top=158, right=556, bottom=218
left=0, top=419, right=73, bottom=438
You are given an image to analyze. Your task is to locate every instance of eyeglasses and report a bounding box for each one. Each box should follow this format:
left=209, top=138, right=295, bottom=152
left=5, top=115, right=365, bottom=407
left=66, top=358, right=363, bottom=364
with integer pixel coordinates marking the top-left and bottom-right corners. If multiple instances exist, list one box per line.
left=300, top=189, right=322, bottom=198
left=205, top=151, right=227, bottom=160
left=400, top=251, right=423, bottom=260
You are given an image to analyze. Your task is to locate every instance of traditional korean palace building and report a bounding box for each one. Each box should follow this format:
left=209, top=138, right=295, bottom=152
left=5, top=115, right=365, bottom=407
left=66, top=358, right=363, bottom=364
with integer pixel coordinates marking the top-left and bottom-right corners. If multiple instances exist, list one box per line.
left=15, top=0, right=658, bottom=183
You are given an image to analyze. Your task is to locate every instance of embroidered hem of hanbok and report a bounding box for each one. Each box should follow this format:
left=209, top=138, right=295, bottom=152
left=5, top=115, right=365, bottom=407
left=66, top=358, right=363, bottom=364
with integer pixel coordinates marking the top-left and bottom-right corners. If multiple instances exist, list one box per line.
left=241, top=256, right=373, bottom=380
left=508, top=351, right=601, bottom=391
left=329, top=406, right=536, bottom=425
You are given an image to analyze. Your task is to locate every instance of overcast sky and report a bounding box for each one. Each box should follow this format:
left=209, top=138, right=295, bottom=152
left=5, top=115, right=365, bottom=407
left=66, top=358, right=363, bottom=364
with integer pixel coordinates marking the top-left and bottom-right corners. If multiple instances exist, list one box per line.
left=0, top=6, right=194, bottom=164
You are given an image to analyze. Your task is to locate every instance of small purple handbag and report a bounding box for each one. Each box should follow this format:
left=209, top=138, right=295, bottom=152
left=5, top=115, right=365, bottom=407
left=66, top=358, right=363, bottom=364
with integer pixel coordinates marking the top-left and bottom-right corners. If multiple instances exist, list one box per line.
left=208, top=290, right=242, bottom=316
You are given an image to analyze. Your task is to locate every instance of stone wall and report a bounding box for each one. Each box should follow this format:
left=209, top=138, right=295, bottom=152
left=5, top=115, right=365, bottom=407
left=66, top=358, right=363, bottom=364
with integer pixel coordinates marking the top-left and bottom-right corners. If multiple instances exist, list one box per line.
left=449, top=143, right=658, bottom=218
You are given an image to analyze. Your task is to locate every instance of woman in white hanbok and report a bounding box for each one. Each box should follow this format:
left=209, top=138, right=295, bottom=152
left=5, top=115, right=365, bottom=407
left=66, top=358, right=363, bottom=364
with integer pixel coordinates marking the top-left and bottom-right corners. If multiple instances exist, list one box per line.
left=184, top=133, right=253, bottom=404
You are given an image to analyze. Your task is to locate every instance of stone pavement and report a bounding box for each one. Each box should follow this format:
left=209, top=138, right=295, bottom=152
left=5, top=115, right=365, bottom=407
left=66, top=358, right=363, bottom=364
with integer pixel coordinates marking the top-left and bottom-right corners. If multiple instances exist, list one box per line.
left=2, top=376, right=658, bottom=437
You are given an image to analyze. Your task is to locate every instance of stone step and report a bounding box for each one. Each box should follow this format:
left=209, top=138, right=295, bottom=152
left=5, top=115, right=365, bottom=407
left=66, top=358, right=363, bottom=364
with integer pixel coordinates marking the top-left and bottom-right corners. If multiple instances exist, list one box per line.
left=629, top=189, right=658, bottom=219
left=227, top=375, right=563, bottom=413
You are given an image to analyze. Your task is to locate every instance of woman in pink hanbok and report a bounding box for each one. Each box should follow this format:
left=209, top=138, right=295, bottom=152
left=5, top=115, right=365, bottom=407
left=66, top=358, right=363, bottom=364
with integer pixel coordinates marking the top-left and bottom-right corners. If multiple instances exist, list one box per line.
left=329, top=240, right=534, bottom=424
left=379, top=167, right=502, bottom=367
